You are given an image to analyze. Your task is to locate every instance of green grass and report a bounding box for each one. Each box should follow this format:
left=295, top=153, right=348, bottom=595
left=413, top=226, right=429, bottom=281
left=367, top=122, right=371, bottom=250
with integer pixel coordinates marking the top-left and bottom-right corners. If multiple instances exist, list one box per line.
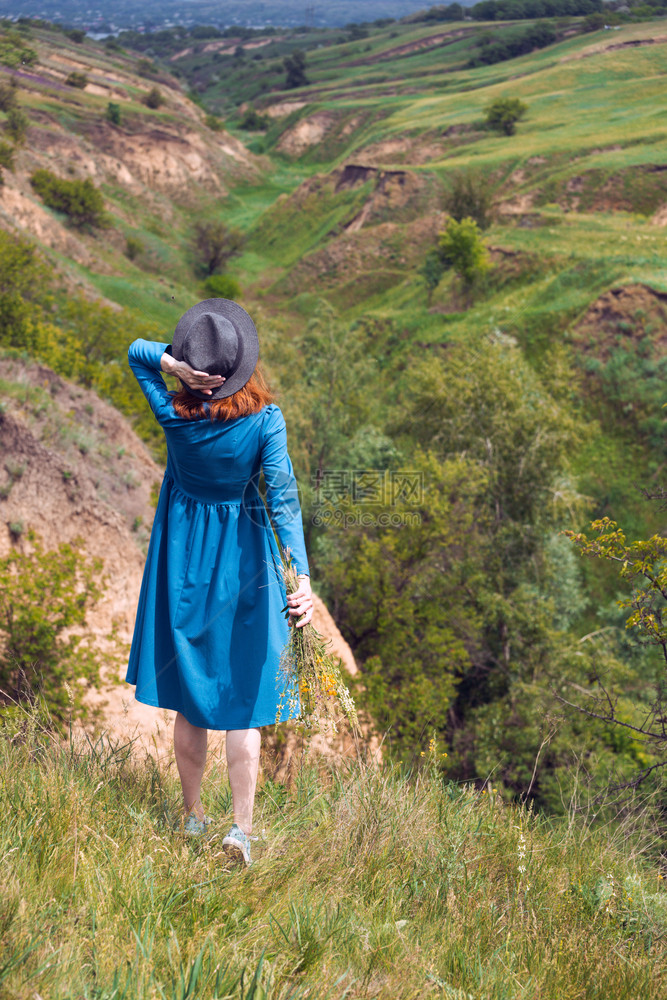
left=2, top=706, right=667, bottom=999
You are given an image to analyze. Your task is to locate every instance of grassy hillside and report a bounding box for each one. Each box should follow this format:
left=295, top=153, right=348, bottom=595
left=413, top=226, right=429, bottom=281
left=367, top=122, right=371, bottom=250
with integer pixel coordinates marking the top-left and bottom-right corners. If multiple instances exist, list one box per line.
left=2, top=706, right=667, bottom=999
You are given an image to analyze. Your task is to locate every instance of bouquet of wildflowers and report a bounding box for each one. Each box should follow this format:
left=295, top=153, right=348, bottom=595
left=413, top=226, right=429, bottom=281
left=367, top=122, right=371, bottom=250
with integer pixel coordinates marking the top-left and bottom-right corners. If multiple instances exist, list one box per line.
left=275, top=548, right=359, bottom=736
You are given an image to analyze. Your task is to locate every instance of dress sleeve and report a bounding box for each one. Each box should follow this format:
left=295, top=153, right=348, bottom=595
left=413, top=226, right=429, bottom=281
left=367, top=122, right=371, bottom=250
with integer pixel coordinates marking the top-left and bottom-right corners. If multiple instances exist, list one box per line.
left=260, top=405, right=310, bottom=578
left=127, top=339, right=174, bottom=422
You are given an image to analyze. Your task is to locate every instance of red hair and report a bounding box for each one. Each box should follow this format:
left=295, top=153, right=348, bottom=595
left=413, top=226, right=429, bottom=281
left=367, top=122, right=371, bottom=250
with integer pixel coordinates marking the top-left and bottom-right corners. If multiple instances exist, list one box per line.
left=170, top=365, right=274, bottom=420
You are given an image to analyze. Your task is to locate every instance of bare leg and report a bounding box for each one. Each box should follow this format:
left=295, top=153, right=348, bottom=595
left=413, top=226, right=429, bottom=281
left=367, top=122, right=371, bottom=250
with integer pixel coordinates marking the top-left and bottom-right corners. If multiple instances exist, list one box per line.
left=174, top=712, right=208, bottom=820
left=225, top=727, right=261, bottom=834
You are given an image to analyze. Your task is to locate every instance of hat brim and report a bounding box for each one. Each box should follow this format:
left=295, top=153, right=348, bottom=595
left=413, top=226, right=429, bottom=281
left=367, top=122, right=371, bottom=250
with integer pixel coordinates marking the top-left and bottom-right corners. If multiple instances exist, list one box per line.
left=171, top=298, right=259, bottom=400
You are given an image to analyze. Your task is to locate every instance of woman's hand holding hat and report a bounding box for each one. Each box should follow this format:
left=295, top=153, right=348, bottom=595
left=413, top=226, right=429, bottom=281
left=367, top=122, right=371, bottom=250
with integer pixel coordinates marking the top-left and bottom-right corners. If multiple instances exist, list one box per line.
left=287, top=575, right=314, bottom=629
left=161, top=352, right=225, bottom=396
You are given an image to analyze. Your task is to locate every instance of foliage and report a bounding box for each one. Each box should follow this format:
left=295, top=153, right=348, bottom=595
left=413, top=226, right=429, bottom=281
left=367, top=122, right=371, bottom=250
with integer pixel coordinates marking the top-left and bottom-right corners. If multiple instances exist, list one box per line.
left=0, top=139, right=14, bottom=175
left=564, top=510, right=667, bottom=788
left=30, top=169, right=109, bottom=229
left=0, top=29, right=37, bottom=68
left=419, top=248, right=444, bottom=303
left=469, top=20, right=558, bottom=67
left=105, top=101, right=121, bottom=125
left=4, top=106, right=28, bottom=145
left=0, top=531, right=106, bottom=718
left=444, top=170, right=494, bottom=229
left=238, top=106, right=269, bottom=130
left=438, top=216, right=491, bottom=290
left=203, top=273, right=241, bottom=299
left=0, top=74, right=18, bottom=112
left=204, top=112, right=224, bottom=130
left=143, top=85, right=164, bottom=109
left=484, top=96, right=528, bottom=136
left=283, top=49, right=309, bottom=89
left=65, top=71, right=87, bottom=89
left=471, top=0, right=603, bottom=18
left=124, top=235, right=144, bottom=260
left=191, top=219, right=245, bottom=276
left=66, top=28, right=86, bottom=43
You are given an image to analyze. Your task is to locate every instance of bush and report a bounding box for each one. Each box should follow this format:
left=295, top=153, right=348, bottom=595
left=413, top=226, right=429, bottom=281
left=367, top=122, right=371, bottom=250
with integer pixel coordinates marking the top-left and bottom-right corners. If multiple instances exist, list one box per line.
left=0, top=76, right=18, bottom=112
left=484, top=96, right=528, bottom=136
left=105, top=101, right=121, bottom=125
left=66, top=28, right=86, bottom=43
left=438, top=216, right=491, bottom=289
left=0, top=140, right=15, bottom=174
left=444, top=170, right=494, bottom=229
left=238, top=106, right=269, bottom=131
left=143, top=86, right=164, bottom=109
left=124, top=235, right=144, bottom=261
left=203, top=274, right=241, bottom=299
left=4, top=106, right=29, bottom=145
left=283, top=50, right=309, bottom=89
left=204, top=113, right=224, bottom=131
left=30, top=169, right=109, bottom=229
left=0, top=531, right=106, bottom=719
left=65, top=71, right=87, bottom=89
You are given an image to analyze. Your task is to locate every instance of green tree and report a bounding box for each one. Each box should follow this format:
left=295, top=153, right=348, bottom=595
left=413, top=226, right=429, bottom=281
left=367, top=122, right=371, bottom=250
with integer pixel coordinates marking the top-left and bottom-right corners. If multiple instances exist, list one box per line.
left=283, top=50, right=309, bottom=89
left=438, top=216, right=491, bottom=291
left=484, top=97, right=528, bottom=136
left=106, top=101, right=121, bottom=125
left=0, top=532, right=107, bottom=719
left=65, top=71, right=87, bottom=89
left=5, top=106, right=29, bottom=145
left=191, top=219, right=245, bottom=276
left=419, top=248, right=445, bottom=303
left=444, top=170, right=494, bottom=229
left=143, top=86, right=164, bottom=109
left=0, top=75, right=18, bottom=112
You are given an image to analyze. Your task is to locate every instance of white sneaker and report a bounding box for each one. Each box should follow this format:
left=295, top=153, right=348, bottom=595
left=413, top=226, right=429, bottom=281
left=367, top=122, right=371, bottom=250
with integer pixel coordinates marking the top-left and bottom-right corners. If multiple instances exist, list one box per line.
left=222, top=823, right=258, bottom=866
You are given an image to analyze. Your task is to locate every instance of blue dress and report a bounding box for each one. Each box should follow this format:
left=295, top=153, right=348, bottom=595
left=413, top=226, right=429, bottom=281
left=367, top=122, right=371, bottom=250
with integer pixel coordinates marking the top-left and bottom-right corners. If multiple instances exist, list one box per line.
left=125, top=339, right=310, bottom=730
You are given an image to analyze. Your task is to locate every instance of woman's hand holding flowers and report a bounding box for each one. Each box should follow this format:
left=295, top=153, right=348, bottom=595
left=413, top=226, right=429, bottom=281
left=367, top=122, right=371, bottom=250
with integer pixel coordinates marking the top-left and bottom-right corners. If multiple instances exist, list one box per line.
left=287, top=575, right=313, bottom=628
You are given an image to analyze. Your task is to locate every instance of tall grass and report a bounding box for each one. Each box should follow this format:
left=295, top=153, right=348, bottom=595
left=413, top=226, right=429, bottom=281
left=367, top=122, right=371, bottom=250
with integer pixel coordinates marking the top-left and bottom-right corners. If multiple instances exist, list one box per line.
left=1, top=703, right=666, bottom=999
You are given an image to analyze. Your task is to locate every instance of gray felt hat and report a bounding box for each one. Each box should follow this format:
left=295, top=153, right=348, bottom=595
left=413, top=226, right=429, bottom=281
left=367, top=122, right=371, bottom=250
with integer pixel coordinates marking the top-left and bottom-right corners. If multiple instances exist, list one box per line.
left=169, top=298, right=259, bottom=401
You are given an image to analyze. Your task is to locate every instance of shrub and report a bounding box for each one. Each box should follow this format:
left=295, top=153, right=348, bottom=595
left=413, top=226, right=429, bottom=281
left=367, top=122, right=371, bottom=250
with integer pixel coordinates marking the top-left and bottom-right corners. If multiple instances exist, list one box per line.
left=204, top=113, right=224, bottom=131
left=283, top=50, right=309, bottom=89
left=0, top=76, right=18, bottom=112
left=136, top=58, right=158, bottom=77
left=203, top=274, right=241, bottom=299
left=191, top=220, right=245, bottom=276
left=444, top=170, right=494, bottom=229
left=124, top=235, right=144, bottom=260
left=238, top=106, right=269, bottom=131
left=0, top=140, right=15, bottom=173
left=143, top=86, right=164, bottom=109
left=484, top=97, right=528, bottom=136
left=105, top=101, right=121, bottom=125
left=65, top=71, right=87, bottom=89
left=30, top=169, right=109, bottom=229
left=438, top=216, right=491, bottom=289
left=0, top=531, right=107, bottom=719
left=4, top=106, right=29, bottom=145
left=66, top=28, right=86, bottom=43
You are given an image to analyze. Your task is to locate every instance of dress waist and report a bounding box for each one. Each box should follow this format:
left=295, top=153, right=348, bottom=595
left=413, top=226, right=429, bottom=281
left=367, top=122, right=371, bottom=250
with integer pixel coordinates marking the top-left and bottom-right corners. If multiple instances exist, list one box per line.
left=164, top=472, right=264, bottom=509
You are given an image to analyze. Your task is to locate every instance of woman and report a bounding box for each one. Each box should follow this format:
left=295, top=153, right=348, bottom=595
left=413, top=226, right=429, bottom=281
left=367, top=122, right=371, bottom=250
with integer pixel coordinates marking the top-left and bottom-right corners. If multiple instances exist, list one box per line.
left=125, top=298, right=313, bottom=867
